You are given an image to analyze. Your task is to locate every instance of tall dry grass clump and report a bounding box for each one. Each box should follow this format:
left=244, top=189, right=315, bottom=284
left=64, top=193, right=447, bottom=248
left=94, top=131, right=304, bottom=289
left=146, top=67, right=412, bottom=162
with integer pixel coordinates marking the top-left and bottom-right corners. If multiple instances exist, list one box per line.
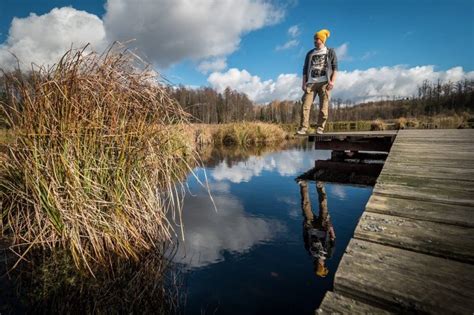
left=0, top=46, right=195, bottom=270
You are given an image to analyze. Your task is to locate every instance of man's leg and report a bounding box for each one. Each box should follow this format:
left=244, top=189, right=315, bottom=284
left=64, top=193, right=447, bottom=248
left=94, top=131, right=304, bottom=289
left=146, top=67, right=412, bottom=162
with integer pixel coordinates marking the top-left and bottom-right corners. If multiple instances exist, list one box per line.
left=316, top=83, right=330, bottom=131
left=300, top=84, right=315, bottom=131
left=299, top=180, right=314, bottom=222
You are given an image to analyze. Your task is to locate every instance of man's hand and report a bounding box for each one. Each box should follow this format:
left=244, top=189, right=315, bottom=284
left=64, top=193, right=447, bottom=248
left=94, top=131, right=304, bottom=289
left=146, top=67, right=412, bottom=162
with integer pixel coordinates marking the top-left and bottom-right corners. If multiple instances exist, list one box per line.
left=326, top=81, right=334, bottom=91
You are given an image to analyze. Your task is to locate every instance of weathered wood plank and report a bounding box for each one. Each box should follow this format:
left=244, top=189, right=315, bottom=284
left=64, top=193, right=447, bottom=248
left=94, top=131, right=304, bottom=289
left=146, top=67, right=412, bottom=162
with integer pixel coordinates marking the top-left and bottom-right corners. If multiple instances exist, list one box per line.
left=384, top=156, right=474, bottom=169
left=373, top=182, right=474, bottom=207
left=335, top=239, right=474, bottom=314
left=388, top=145, right=474, bottom=155
left=387, top=150, right=474, bottom=160
left=380, top=163, right=474, bottom=181
left=365, top=194, right=474, bottom=227
left=395, top=138, right=474, bottom=144
left=399, top=129, right=474, bottom=137
left=354, top=212, right=474, bottom=263
left=317, top=291, right=392, bottom=314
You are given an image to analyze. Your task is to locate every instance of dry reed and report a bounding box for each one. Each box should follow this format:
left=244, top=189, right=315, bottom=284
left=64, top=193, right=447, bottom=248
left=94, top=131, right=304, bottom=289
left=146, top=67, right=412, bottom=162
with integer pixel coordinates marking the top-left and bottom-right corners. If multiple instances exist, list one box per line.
left=0, top=45, right=196, bottom=270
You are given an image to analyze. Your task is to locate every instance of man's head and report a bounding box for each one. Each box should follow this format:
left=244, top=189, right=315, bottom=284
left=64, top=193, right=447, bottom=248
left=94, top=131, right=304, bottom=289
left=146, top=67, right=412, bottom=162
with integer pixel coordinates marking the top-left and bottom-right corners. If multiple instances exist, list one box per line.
left=314, top=29, right=330, bottom=48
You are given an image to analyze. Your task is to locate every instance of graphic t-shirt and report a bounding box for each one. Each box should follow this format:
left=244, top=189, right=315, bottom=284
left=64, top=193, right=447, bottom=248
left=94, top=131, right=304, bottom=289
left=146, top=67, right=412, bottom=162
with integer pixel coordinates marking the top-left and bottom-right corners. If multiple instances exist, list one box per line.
left=307, top=47, right=328, bottom=84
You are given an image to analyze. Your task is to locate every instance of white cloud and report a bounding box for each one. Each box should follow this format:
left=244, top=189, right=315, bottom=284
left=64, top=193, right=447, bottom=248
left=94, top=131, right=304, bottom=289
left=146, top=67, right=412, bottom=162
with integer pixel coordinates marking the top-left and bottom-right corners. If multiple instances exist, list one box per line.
left=0, top=1, right=284, bottom=70
left=103, top=0, right=284, bottom=67
left=335, top=42, right=351, bottom=61
left=208, top=65, right=474, bottom=104
left=275, top=25, right=300, bottom=51
left=335, top=65, right=474, bottom=102
left=0, top=7, right=106, bottom=70
left=276, top=39, right=299, bottom=51
left=197, top=57, right=227, bottom=74
left=288, top=25, right=300, bottom=38
left=208, top=68, right=302, bottom=103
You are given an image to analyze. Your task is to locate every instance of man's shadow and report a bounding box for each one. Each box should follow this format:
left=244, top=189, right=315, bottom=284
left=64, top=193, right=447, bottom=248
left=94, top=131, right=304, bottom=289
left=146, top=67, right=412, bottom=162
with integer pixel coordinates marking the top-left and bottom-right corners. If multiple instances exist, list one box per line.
left=298, top=180, right=336, bottom=278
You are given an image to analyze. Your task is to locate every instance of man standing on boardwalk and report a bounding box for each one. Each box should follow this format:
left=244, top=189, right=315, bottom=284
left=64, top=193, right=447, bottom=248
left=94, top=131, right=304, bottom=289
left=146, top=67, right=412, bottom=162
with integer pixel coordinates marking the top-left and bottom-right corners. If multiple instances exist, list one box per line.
left=297, top=29, right=338, bottom=135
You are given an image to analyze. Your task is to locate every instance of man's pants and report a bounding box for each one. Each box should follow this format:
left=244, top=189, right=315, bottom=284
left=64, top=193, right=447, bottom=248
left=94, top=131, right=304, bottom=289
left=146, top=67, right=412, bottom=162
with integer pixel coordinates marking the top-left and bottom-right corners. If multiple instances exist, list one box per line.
left=300, top=82, right=330, bottom=130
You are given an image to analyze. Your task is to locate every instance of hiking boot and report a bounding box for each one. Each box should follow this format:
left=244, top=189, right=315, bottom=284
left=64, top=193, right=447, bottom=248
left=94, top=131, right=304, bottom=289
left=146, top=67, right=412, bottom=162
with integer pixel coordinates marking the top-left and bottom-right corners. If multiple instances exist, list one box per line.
left=316, top=127, right=324, bottom=135
left=296, top=127, right=307, bottom=135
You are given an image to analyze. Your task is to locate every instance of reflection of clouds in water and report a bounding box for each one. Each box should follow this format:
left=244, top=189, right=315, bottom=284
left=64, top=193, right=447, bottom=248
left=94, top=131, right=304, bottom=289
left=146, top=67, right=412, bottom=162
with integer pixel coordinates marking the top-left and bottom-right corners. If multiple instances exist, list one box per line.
left=176, top=189, right=286, bottom=269
left=211, top=150, right=330, bottom=183
left=208, top=181, right=231, bottom=193
left=212, top=156, right=275, bottom=183
left=329, top=185, right=347, bottom=200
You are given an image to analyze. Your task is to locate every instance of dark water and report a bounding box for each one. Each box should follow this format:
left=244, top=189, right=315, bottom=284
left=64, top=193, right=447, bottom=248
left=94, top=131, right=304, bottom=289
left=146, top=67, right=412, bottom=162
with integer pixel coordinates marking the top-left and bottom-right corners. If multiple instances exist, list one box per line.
left=0, top=142, right=372, bottom=314
left=177, top=143, right=373, bottom=315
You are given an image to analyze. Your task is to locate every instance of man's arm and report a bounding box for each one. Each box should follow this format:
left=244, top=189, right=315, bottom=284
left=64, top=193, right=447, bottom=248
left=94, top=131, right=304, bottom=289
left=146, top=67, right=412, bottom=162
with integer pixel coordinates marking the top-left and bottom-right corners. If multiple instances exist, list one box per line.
left=327, top=70, right=337, bottom=91
left=327, top=49, right=338, bottom=91
left=302, top=50, right=311, bottom=91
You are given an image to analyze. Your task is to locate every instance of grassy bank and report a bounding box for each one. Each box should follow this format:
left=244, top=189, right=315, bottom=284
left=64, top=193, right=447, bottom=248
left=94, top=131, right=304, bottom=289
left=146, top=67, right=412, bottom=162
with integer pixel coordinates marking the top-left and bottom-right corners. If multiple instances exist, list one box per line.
left=189, top=122, right=291, bottom=146
left=325, top=114, right=473, bottom=132
left=0, top=47, right=196, bottom=270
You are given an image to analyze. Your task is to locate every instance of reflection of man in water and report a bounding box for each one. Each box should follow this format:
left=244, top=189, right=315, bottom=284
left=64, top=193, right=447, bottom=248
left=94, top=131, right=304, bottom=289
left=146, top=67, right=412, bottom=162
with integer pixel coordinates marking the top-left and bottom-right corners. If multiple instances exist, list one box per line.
left=298, top=180, right=336, bottom=277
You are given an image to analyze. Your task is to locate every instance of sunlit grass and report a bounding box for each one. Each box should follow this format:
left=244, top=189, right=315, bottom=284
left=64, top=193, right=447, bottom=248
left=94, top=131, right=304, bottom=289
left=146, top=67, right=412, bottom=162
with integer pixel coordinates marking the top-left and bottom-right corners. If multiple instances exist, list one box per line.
left=0, top=45, right=197, bottom=271
left=189, top=122, right=289, bottom=146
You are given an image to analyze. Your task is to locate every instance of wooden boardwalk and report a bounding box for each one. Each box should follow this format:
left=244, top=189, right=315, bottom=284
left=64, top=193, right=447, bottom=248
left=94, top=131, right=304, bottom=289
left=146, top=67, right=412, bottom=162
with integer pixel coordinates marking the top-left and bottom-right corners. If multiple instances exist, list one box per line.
left=318, top=129, right=474, bottom=314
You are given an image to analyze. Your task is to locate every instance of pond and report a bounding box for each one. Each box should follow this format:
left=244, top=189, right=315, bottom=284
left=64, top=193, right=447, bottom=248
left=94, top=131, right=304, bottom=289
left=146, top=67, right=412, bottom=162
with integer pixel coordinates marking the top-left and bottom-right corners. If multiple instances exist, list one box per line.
left=0, top=140, right=373, bottom=314
left=177, top=141, right=373, bottom=314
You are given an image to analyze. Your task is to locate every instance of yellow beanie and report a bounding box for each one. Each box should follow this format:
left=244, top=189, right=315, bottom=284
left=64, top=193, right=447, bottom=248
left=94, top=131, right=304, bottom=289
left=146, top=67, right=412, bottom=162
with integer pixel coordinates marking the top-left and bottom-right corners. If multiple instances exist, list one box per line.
left=314, top=29, right=330, bottom=44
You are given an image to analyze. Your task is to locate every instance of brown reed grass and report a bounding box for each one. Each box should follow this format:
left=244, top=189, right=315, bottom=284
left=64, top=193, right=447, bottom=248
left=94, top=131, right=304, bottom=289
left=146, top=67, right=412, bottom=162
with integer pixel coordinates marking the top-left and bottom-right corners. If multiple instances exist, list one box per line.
left=0, top=45, right=196, bottom=271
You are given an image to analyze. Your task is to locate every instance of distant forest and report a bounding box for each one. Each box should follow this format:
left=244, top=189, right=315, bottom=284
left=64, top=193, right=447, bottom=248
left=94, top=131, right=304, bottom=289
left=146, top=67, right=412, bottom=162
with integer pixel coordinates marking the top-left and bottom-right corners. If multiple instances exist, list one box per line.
left=168, top=79, right=474, bottom=124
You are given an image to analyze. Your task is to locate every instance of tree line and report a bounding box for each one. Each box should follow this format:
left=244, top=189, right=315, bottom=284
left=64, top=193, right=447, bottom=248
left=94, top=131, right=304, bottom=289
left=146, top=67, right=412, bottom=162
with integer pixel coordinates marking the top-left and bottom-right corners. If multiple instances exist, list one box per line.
left=168, top=79, right=473, bottom=124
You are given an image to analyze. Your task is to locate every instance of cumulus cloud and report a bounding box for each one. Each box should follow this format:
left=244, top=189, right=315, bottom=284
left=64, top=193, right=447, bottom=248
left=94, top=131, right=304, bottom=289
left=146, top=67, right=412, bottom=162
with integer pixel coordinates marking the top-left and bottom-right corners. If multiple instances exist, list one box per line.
left=197, top=57, right=227, bottom=74
left=208, top=65, right=474, bottom=104
left=0, top=7, right=106, bottom=70
left=103, top=0, right=284, bottom=67
left=208, top=68, right=302, bottom=103
left=335, top=65, right=474, bottom=102
left=1, top=1, right=284, bottom=70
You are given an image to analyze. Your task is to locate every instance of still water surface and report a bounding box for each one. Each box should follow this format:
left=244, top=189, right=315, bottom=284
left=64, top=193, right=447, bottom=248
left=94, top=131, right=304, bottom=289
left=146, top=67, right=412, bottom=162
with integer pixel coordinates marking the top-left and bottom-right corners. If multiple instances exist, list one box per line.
left=178, top=143, right=373, bottom=315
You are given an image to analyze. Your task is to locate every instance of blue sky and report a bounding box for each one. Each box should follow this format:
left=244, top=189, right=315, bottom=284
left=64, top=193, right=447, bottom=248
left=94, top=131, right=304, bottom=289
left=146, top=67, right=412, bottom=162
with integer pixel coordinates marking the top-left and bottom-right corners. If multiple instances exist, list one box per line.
left=1, top=0, right=473, bottom=103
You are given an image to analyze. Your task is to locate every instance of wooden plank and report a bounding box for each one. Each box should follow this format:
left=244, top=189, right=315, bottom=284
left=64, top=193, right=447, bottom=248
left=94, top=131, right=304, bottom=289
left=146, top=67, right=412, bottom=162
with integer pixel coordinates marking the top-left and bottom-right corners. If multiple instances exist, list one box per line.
left=387, top=153, right=474, bottom=162
left=354, top=212, right=474, bottom=263
left=317, top=291, right=392, bottom=314
left=380, top=163, right=474, bottom=181
left=365, top=194, right=474, bottom=227
left=394, top=136, right=474, bottom=143
left=373, top=181, right=474, bottom=207
left=384, top=156, right=474, bottom=169
left=335, top=239, right=474, bottom=314
left=399, top=129, right=474, bottom=137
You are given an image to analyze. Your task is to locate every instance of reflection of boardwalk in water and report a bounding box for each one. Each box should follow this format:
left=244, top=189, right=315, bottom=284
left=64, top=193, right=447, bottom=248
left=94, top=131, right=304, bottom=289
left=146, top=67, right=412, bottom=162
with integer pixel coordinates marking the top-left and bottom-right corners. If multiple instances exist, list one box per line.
left=318, top=129, right=474, bottom=313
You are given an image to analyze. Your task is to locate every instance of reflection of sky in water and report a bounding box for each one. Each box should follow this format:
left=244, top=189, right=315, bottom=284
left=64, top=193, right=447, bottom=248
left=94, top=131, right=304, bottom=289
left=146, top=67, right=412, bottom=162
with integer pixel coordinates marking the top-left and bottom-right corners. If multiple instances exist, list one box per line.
left=177, top=149, right=330, bottom=269
left=178, top=145, right=372, bottom=314
left=212, top=149, right=330, bottom=183
left=175, top=185, right=286, bottom=268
